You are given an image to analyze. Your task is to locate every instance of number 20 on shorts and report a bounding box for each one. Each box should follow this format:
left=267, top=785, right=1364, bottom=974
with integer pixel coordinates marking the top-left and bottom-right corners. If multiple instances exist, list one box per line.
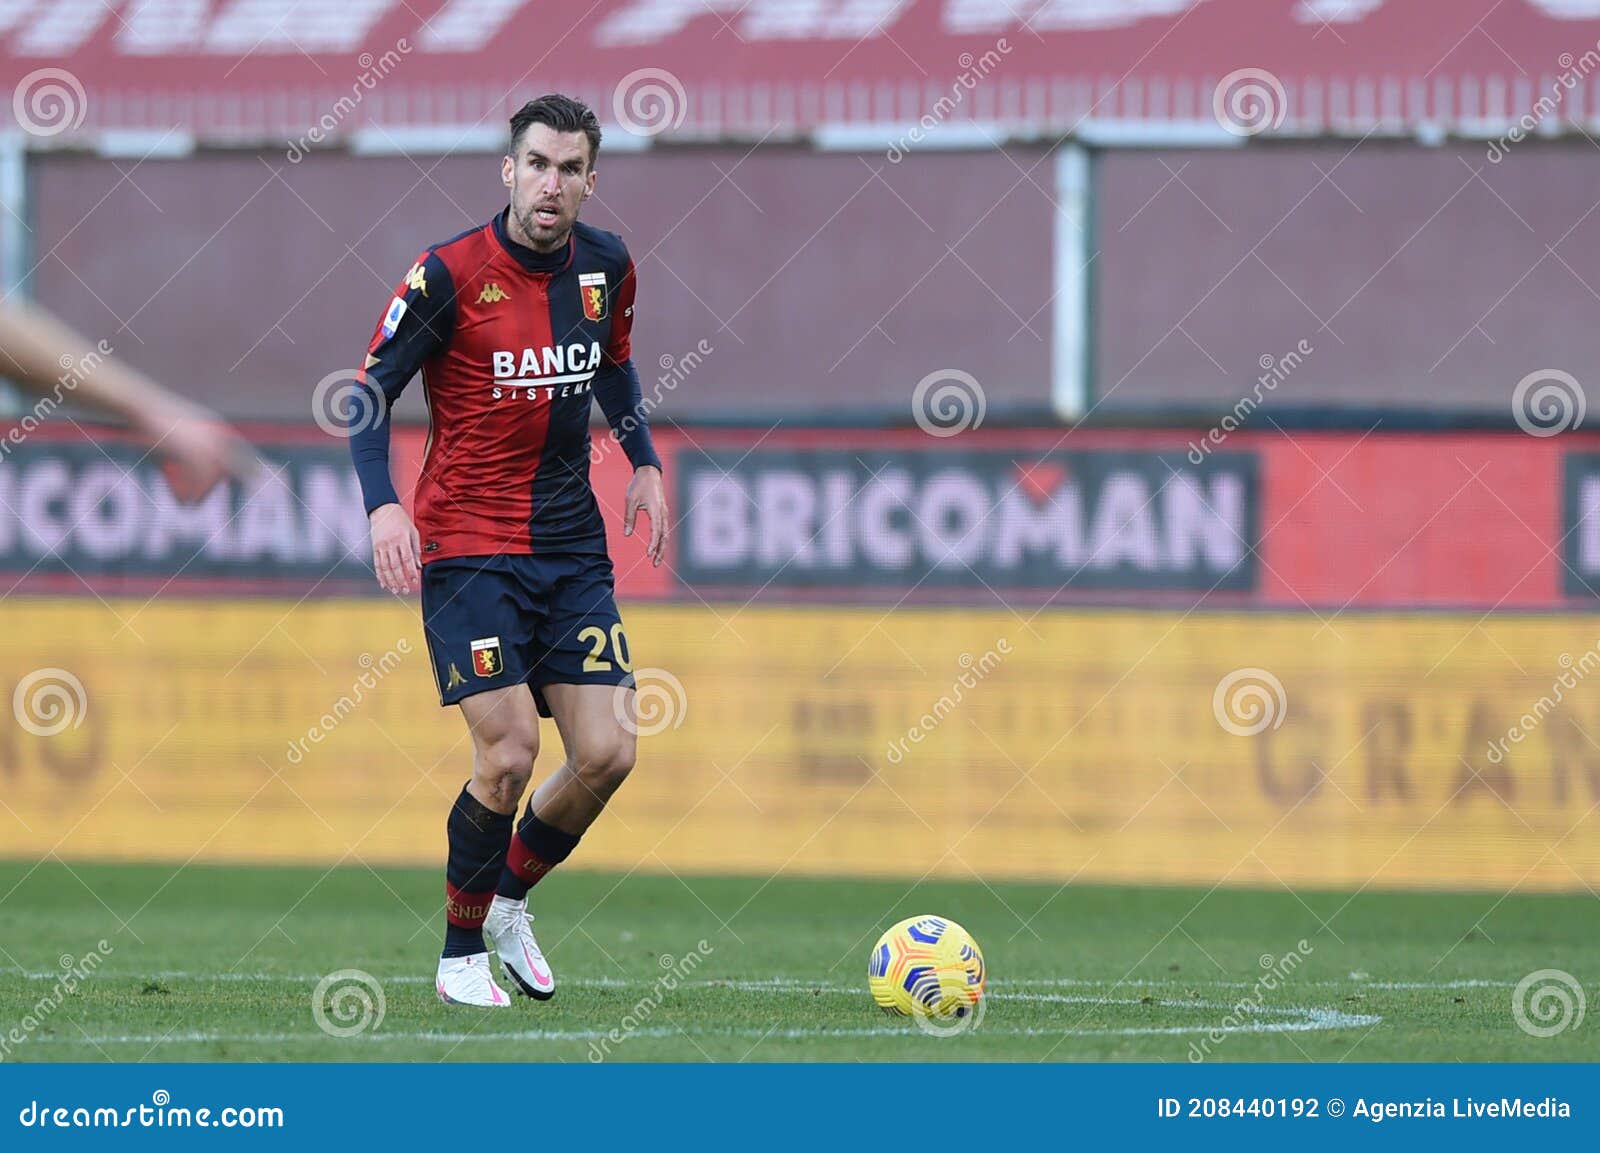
left=578, top=624, right=632, bottom=672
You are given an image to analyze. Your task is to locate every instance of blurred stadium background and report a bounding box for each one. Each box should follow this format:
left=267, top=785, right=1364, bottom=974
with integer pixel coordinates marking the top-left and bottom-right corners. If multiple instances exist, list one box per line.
left=4, top=0, right=1600, bottom=905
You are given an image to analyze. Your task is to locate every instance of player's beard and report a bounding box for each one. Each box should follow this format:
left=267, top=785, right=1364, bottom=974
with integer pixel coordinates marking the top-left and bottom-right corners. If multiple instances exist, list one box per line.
left=513, top=199, right=573, bottom=253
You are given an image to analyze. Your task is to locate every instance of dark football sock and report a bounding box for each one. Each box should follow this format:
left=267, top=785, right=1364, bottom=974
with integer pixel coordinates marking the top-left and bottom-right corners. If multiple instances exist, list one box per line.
left=442, top=786, right=513, bottom=958
left=495, top=808, right=582, bottom=900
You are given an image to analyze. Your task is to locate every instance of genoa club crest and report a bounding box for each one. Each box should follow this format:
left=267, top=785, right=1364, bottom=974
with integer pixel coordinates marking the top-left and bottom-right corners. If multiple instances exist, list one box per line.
left=579, top=271, right=607, bottom=321
left=470, top=636, right=503, bottom=678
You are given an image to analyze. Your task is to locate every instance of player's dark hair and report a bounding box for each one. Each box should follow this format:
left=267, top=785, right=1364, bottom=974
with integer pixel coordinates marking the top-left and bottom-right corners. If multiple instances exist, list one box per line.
left=509, top=95, right=602, bottom=168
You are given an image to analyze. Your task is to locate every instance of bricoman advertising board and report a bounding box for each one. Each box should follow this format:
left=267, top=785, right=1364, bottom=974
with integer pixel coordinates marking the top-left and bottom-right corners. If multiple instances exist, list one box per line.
left=675, top=447, right=1259, bottom=595
left=0, top=428, right=374, bottom=592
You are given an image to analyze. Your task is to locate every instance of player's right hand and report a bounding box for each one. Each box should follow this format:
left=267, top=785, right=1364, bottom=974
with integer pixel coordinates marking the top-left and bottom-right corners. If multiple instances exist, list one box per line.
left=152, top=407, right=265, bottom=501
left=370, top=503, right=422, bottom=595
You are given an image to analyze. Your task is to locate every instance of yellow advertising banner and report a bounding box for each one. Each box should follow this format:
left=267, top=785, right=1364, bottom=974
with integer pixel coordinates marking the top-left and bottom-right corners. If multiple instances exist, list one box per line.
left=3, top=599, right=1599, bottom=890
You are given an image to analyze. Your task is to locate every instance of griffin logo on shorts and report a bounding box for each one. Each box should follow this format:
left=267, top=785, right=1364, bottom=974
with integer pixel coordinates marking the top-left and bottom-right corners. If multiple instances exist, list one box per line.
left=579, top=271, right=607, bottom=321
left=470, top=637, right=503, bottom=677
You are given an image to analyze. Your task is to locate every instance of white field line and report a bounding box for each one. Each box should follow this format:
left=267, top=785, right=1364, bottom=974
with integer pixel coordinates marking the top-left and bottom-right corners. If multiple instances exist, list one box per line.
left=13, top=970, right=1513, bottom=991
left=19, top=1007, right=1383, bottom=1047
left=5, top=970, right=1390, bottom=1045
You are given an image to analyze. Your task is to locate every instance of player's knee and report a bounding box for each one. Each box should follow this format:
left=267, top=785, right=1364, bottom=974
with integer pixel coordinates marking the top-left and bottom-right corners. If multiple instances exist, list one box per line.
left=572, top=731, right=636, bottom=795
left=474, top=732, right=538, bottom=805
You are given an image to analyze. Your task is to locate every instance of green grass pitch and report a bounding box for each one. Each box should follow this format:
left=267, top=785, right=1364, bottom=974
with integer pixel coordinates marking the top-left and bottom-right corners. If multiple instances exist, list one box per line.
left=0, top=861, right=1595, bottom=1062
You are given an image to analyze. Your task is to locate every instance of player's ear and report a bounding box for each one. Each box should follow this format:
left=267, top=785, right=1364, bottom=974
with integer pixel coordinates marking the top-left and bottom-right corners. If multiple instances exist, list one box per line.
left=501, top=154, right=514, bottom=190
left=583, top=168, right=596, bottom=200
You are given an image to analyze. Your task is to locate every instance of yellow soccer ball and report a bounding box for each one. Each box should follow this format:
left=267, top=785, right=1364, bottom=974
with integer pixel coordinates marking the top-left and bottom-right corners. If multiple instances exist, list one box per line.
left=867, top=915, right=985, bottom=1018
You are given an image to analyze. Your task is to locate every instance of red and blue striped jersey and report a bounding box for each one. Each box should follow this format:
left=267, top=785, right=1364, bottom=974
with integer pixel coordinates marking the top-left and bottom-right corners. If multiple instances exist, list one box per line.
left=351, top=211, right=658, bottom=561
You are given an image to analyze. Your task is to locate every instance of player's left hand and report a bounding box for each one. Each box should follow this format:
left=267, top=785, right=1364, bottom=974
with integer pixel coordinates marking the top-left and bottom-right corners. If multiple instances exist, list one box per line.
left=624, top=465, right=668, bottom=567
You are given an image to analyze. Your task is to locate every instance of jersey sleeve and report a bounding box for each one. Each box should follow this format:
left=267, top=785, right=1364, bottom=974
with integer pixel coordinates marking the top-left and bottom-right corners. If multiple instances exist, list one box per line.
left=349, top=251, right=456, bottom=514
left=591, top=248, right=660, bottom=472
left=603, top=253, right=636, bottom=366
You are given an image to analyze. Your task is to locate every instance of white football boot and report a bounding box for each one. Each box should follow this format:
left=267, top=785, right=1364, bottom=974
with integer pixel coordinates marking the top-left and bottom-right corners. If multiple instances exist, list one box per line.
left=484, top=894, right=556, bottom=1000
left=435, top=952, right=511, bottom=1007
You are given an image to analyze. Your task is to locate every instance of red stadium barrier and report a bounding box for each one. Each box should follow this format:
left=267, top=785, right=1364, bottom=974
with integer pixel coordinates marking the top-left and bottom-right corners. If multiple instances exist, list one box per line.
left=1, top=1, right=1597, bottom=140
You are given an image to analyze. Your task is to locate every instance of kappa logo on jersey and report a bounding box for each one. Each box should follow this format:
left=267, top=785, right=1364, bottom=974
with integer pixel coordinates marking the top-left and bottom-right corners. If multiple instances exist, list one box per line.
left=476, top=282, right=509, bottom=305
left=579, top=270, right=607, bottom=321
left=445, top=662, right=467, bottom=690
left=470, top=637, right=503, bottom=677
left=380, top=296, right=407, bottom=338
left=404, top=261, right=428, bottom=297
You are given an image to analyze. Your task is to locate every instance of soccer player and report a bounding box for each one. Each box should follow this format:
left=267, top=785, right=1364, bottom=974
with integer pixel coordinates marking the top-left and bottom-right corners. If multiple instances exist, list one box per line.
left=349, top=95, right=668, bottom=1007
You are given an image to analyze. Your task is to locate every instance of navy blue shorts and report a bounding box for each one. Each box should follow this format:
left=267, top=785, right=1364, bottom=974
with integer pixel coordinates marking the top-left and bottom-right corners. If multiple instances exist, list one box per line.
left=420, top=552, right=634, bottom=714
